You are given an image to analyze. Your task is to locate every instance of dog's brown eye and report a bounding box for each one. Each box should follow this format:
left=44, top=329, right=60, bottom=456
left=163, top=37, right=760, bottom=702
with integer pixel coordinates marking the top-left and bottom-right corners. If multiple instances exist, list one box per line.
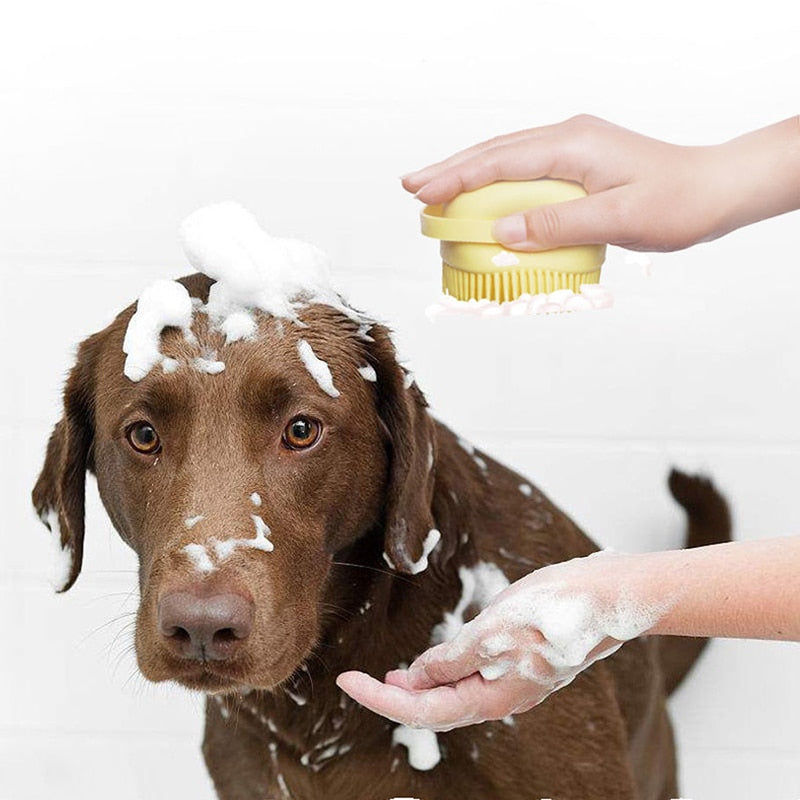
left=127, top=421, right=161, bottom=454
left=282, top=416, right=321, bottom=450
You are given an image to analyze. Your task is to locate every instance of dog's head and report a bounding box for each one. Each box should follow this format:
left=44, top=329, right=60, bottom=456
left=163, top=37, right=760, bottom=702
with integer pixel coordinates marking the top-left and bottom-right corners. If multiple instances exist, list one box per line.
left=32, top=273, right=440, bottom=693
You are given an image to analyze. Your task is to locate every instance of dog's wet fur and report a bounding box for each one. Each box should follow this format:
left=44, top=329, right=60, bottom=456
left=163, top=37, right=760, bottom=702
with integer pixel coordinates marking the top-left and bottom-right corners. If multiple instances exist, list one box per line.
left=33, top=273, right=731, bottom=799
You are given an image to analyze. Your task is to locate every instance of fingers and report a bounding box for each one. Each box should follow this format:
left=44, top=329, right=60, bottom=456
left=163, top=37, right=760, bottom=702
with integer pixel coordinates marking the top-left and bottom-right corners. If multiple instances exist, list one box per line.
left=402, top=115, right=609, bottom=202
left=405, top=639, right=480, bottom=691
left=337, top=669, right=548, bottom=731
left=409, top=140, right=558, bottom=205
left=492, top=186, right=636, bottom=251
left=401, top=126, right=554, bottom=194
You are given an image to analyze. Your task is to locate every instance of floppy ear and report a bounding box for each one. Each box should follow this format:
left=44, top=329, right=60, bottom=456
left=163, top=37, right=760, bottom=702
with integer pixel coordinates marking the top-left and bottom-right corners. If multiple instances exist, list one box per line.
left=365, top=324, right=443, bottom=575
left=31, top=333, right=102, bottom=592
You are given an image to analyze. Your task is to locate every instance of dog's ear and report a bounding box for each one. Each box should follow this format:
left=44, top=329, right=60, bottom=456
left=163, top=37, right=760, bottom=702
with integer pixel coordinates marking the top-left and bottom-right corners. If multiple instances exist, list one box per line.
left=365, top=324, right=443, bottom=575
left=32, top=332, right=103, bottom=592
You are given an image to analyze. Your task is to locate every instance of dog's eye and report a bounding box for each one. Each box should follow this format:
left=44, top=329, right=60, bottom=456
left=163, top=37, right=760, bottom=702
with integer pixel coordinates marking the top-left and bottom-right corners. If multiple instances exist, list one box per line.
left=282, top=416, right=322, bottom=450
left=126, top=421, right=161, bottom=454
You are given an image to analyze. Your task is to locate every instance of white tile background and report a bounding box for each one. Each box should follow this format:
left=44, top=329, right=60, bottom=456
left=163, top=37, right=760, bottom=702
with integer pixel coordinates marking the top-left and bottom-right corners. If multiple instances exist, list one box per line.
left=1, top=1, right=799, bottom=798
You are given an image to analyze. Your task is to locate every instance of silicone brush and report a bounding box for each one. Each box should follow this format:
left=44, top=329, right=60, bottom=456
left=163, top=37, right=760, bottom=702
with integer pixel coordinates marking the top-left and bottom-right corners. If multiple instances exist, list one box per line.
left=421, top=180, right=606, bottom=303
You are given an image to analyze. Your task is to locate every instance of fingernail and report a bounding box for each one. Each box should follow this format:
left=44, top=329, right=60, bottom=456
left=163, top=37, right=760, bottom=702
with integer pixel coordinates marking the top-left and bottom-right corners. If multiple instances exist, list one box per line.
left=492, top=214, right=527, bottom=244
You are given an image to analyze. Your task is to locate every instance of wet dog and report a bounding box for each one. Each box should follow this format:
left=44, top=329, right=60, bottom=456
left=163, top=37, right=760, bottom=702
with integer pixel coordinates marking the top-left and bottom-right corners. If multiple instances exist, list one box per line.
left=33, top=273, right=730, bottom=799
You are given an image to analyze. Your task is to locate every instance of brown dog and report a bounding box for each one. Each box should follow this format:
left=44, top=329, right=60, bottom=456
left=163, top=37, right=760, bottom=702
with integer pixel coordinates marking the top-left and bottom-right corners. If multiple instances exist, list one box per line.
left=32, top=273, right=730, bottom=800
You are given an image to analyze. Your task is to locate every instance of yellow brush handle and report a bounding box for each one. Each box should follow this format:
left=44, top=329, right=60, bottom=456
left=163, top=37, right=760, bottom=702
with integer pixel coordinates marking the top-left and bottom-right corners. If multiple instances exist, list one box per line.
left=419, top=179, right=606, bottom=302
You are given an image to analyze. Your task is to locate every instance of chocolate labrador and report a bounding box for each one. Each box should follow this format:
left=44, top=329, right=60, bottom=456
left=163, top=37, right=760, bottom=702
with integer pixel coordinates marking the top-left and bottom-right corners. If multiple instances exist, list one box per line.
left=32, top=273, right=730, bottom=799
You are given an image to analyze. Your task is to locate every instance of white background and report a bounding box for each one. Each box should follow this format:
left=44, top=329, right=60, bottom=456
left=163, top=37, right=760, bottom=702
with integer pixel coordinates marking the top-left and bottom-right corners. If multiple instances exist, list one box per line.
left=1, top=1, right=799, bottom=798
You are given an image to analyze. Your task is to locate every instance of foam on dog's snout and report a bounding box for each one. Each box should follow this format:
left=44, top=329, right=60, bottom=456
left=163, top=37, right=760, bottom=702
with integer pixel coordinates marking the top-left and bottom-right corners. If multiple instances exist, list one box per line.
left=183, top=501, right=275, bottom=574
left=213, top=515, right=274, bottom=560
left=183, top=543, right=215, bottom=574
left=123, top=280, right=194, bottom=382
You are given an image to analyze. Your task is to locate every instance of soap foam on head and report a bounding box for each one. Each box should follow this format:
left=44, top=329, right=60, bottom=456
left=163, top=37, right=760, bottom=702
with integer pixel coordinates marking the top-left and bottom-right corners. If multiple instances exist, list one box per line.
left=123, top=280, right=194, bottom=381
left=122, top=202, right=372, bottom=384
left=180, top=201, right=340, bottom=325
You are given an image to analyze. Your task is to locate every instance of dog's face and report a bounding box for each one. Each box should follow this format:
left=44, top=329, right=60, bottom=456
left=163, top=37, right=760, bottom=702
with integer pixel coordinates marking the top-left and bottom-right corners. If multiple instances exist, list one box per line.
left=32, top=275, right=439, bottom=694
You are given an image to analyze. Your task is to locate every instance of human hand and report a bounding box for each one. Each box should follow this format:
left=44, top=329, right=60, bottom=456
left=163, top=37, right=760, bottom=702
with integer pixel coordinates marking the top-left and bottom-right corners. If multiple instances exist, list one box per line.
left=402, top=114, right=800, bottom=253
left=337, top=552, right=662, bottom=731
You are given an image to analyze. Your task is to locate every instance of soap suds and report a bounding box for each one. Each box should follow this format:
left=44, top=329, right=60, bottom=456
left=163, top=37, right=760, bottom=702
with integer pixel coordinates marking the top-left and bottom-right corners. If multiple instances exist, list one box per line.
left=250, top=492, right=262, bottom=506
left=491, top=251, right=520, bottom=267
left=184, top=515, right=204, bottom=529
left=357, top=364, right=377, bottom=382
left=297, top=339, right=340, bottom=398
left=123, top=202, right=373, bottom=383
left=434, top=552, right=668, bottom=700
left=213, top=515, right=274, bottom=560
left=40, top=508, right=72, bottom=592
left=179, top=201, right=368, bottom=332
left=183, top=543, right=215, bottom=574
left=408, top=529, right=441, bottom=575
left=518, top=483, right=533, bottom=497
left=625, top=251, right=654, bottom=277
left=162, top=357, right=180, bottom=374
left=431, top=561, right=511, bottom=645
left=219, top=310, right=258, bottom=342
left=425, top=284, right=614, bottom=321
left=193, top=355, right=226, bottom=375
left=392, top=725, right=441, bottom=771
left=123, top=279, right=194, bottom=381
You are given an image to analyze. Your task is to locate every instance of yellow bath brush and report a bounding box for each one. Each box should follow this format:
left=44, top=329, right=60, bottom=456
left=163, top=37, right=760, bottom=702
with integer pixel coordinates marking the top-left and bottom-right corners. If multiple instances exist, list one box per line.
left=421, top=180, right=606, bottom=303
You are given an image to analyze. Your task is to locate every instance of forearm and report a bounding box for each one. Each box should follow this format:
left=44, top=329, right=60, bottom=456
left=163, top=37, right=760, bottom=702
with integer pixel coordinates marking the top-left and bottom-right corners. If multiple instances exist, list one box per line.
left=611, top=537, right=800, bottom=641
left=708, top=115, right=800, bottom=239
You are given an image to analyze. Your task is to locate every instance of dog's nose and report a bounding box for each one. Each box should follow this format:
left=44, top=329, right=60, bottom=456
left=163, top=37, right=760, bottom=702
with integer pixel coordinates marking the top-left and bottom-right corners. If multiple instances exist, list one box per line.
left=158, top=591, right=254, bottom=661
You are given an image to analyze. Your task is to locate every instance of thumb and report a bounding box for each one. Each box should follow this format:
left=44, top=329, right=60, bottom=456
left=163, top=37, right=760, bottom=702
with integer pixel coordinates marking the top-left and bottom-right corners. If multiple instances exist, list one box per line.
left=492, top=188, right=629, bottom=251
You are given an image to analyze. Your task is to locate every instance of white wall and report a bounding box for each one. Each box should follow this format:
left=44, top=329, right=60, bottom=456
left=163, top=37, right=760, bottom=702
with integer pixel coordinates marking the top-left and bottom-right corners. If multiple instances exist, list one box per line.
left=2, top=1, right=799, bottom=798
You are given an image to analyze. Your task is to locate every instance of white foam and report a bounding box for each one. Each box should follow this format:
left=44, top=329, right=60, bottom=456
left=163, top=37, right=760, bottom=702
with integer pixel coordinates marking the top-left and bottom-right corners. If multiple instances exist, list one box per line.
left=297, top=339, right=340, bottom=398
left=392, top=725, right=441, bottom=771
left=491, top=250, right=520, bottom=267
left=443, top=553, right=668, bottom=697
left=213, top=515, right=274, bottom=560
left=123, top=279, right=194, bottom=381
left=219, top=310, right=257, bottom=342
left=180, top=202, right=336, bottom=319
left=184, top=515, right=204, bottom=529
left=193, top=356, right=226, bottom=375
left=40, top=508, right=72, bottom=592
left=518, top=483, right=533, bottom=497
left=124, top=203, right=374, bottom=382
left=408, top=529, right=441, bottom=575
left=250, top=492, right=262, bottom=506
left=183, top=543, right=215, bottom=574
left=357, top=364, right=377, bottom=382
left=431, top=561, right=510, bottom=645
left=425, top=284, right=614, bottom=321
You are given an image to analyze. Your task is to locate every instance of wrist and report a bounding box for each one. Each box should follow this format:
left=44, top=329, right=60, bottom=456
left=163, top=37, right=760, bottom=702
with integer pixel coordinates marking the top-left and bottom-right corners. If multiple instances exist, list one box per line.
left=710, top=116, right=800, bottom=238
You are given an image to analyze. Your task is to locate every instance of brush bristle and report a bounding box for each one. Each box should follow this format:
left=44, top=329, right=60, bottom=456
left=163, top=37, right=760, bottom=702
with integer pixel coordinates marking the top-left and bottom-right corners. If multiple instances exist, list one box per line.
left=442, top=263, right=601, bottom=303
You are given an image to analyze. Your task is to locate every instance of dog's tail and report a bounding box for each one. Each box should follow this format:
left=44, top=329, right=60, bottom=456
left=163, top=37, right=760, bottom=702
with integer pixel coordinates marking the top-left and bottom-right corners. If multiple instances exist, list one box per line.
left=656, top=468, right=733, bottom=695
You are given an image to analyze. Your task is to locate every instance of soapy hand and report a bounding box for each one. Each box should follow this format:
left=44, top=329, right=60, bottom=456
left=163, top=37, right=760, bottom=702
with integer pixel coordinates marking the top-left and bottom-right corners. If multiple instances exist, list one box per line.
left=337, top=553, right=660, bottom=731
left=402, top=114, right=800, bottom=254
